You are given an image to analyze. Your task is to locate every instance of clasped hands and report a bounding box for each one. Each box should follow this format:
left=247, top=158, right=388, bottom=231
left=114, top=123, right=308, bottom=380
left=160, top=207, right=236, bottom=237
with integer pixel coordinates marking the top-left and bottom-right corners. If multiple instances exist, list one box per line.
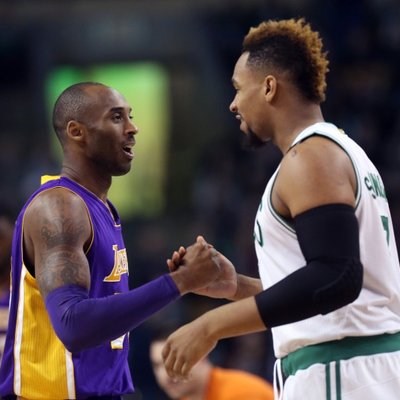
left=167, top=235, right=237, bottom=299
left=161, top=236, right=237, bottom=380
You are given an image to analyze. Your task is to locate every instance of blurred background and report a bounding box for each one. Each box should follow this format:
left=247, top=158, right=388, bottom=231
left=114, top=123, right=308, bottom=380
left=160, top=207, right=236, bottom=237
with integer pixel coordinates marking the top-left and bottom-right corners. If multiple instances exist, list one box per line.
left=1, top=0, right=400, bottom=398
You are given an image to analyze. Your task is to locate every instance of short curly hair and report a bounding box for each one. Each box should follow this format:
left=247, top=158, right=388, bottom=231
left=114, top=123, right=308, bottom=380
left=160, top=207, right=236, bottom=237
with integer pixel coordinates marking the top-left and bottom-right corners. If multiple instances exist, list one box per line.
left=242, top=18, right=329, bottom=104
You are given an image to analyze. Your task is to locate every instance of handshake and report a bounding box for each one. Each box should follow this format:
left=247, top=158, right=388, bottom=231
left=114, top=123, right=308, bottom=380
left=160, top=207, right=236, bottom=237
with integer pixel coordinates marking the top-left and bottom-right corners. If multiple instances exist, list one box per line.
left=167, top=236, right=238, bottom=300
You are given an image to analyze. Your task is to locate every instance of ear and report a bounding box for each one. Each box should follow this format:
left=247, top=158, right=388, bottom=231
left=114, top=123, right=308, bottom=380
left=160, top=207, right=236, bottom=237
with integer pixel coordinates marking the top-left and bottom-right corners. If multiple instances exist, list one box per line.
left=66, top=120, right=85, bottom=142
left=264, top=75, right=277, bottom=103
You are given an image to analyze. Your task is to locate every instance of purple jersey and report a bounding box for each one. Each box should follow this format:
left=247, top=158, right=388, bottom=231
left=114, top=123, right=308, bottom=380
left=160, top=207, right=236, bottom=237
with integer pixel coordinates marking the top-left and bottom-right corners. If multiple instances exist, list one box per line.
left=0, top=176, right=133, bottom=398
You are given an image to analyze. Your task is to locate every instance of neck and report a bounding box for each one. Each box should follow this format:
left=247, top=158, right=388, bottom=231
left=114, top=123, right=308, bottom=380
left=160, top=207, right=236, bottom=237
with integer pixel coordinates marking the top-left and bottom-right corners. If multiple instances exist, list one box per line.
left=61, top=163, right=111, bottom=203
left=273, top=104, right=324, bottom=154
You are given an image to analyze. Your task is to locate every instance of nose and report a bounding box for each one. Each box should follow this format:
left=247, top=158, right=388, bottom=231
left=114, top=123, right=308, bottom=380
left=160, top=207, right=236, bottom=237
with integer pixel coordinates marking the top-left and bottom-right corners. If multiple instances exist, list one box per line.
left=127, top=120, right=139, bottom=135
left=229, top=98, right=237, bottom=113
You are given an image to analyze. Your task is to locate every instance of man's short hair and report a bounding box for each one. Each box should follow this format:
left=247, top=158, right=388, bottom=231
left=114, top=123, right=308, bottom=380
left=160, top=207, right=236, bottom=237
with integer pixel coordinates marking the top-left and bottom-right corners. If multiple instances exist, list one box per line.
left=243, top=18, right=329, bottom=104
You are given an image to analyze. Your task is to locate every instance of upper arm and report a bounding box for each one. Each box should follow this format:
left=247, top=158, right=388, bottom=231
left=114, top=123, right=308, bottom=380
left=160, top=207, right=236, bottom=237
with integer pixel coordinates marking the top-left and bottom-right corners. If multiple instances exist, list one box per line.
left=273, top=136, right=357, bottom=218
left=24, top=187, right=93, bottom=298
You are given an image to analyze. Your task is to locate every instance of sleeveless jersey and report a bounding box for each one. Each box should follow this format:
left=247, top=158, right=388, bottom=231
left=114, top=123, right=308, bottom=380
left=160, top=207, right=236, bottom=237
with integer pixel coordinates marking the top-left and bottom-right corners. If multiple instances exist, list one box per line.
left=0, top=176, right=133, bottom=398
left=254, top=122, right=400, bottom=359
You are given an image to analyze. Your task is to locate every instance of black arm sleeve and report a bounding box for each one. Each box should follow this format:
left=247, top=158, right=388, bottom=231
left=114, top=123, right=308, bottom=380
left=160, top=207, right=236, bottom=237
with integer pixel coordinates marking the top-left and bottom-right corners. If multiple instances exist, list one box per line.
left=254, top=204, right=363, bottom=328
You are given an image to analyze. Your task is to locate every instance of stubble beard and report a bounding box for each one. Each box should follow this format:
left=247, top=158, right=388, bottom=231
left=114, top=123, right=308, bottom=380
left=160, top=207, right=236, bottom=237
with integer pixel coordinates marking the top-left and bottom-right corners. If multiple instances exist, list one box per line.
left=241, top=128, right=267, bottom=150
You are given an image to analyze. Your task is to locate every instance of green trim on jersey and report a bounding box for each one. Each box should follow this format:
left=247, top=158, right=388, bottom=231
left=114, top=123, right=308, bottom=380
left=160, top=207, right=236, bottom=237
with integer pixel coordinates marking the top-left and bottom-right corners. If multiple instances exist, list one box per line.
left=281, top=331, right=400, bottom=377
left=267, top=172, right=296, bottom=234
left=325, top=362, right=342, bottom=400
left=325, top=364, right=331, bottom=400
left=335, top=361, right=342, bottom=400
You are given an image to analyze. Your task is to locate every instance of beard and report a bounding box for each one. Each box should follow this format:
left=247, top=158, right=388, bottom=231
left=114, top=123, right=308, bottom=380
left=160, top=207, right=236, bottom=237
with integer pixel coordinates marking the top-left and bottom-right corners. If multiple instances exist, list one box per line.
left=241, top=128, right=267, bottom=150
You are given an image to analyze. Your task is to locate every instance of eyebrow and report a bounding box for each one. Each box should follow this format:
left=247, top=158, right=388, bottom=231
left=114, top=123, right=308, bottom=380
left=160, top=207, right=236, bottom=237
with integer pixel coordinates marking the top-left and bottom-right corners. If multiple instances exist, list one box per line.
left=108, top=106, right=133, bottom=116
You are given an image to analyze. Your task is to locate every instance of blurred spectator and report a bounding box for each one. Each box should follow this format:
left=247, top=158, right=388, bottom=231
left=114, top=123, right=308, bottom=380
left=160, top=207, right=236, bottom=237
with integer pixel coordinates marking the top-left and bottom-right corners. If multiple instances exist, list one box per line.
left=0, top=212, right=14, bottom=364
left=150, top=326, right=274, bottom=400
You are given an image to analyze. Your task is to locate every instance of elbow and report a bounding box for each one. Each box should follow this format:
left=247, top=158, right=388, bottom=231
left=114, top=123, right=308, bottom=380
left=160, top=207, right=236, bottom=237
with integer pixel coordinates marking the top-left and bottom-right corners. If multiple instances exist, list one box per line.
left=54, top=329, right=87, bottom=353
left=63, top=339, right=85, bottom=354
left=317, top=259, right=363, bottom=314
left=347, top=263, right=363, bottom=303
left=45, top=285, right=94, bottom=353
left=341, top=259, right=363, bottom=305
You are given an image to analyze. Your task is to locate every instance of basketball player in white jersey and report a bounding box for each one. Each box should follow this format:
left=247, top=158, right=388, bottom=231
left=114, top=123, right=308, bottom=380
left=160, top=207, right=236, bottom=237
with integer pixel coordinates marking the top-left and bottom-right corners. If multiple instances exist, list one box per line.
left=162, top=18, right=400, bottom=399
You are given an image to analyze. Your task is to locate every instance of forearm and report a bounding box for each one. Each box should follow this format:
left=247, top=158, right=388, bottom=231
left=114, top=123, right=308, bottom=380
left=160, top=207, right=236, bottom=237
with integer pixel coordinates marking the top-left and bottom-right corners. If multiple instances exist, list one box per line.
left=201, top=296, right=266, bottom=340
left=46, top=274, right=180, bottom=352
left=162, top=294, right=266, bottom=380
left=228, top=274, right=263, bottom=301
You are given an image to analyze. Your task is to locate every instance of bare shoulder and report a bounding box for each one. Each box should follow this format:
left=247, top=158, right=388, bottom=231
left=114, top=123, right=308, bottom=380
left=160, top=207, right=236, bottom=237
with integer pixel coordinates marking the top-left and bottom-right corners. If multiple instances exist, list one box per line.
left=24, top=186, right=91, bottom=243
left=275, top=135, right=356, bottom=217
left=283, top=135, right=352, bottom=177
left=24, top=187, right=92, bottom=277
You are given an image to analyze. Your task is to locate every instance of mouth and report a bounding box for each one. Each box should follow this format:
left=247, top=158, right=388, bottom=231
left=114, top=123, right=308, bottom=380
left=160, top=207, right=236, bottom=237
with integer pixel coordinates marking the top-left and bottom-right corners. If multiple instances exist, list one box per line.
left=122, top=143, right=135, bottom=160
left=235, top=114, right=247, bottom=133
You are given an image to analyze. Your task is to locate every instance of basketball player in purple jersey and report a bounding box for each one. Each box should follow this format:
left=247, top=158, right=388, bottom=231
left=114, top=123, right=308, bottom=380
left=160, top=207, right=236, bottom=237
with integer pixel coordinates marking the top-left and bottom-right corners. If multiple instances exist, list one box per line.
left=0, top=82, right=236, bottom=399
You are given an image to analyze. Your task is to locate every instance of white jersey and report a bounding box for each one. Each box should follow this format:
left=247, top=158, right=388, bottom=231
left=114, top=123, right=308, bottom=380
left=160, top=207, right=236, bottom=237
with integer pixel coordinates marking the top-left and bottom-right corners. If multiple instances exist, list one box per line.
left=255, top=122, right=400, bottom=359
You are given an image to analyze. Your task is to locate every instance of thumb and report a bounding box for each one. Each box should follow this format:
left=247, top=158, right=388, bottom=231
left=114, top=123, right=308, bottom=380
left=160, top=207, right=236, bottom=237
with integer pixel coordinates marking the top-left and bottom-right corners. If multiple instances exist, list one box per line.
left=196, top=235, right=207, bottom=246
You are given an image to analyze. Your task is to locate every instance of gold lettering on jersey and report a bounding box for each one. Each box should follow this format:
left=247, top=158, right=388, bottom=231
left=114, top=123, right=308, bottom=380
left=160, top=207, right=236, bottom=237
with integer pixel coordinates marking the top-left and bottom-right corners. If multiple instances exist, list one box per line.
left=103, top=244, right=129, bottom=282
left=111, top=333, right=126, bottom=350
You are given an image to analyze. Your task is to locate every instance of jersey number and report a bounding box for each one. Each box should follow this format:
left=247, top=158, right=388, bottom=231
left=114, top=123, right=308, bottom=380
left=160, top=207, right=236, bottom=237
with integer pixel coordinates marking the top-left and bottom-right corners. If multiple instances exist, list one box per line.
left=380, top=215, right=390, bottom=245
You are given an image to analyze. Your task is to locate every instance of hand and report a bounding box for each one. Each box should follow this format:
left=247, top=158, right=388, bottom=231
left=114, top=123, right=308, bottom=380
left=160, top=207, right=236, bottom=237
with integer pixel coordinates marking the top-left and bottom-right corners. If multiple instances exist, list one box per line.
left=162, top=317, right=217, bottom=380
left=167, top=246, right=186, bottom=272
left=167, top=241, right=213, bottom=271
left=167, top=239, right=238, bottom=299
left=193, top=252, right=237, bottom=299
left=170, top=236, right=221, bottom=294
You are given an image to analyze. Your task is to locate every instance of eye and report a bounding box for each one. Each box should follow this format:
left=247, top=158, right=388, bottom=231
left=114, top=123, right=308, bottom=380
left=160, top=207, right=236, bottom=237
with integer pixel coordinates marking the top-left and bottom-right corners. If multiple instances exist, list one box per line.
left=112, top=112, right=123, bottom=122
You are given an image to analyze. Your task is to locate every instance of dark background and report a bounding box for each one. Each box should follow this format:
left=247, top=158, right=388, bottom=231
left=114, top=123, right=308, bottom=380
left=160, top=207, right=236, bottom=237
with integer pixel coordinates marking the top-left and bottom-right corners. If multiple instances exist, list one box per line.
left=1, top=0, right=400, bottom=398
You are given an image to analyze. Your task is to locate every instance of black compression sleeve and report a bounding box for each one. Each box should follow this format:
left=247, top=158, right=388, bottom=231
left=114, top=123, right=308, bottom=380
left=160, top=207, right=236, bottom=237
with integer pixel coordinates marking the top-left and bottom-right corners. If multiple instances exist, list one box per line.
left=254, top=204, right=363, bottom=328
